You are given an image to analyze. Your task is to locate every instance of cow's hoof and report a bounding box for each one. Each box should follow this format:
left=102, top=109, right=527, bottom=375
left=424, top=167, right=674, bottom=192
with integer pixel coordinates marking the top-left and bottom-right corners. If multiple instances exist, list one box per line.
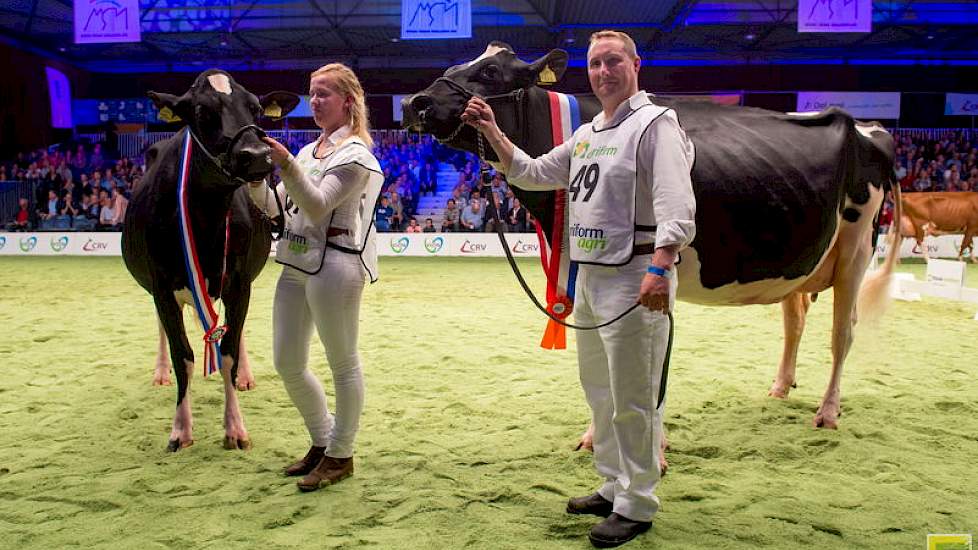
left=153, top=369, right=172, bottom=386
left=767, top=382, right=796, bottom=399
left=813, top=410, right=840, bottom=430
left=166, top=439, right=194, bottom=452
left=223, top=436, right=252, bottom=450
left=235, top=378, right=256, bottom=392
left=659, top=456, right=669, bottom=476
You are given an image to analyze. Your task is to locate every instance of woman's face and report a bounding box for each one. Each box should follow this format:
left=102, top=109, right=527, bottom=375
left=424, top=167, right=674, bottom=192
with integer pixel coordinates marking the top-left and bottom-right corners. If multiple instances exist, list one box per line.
left=309, top=74, right=349, bottom=133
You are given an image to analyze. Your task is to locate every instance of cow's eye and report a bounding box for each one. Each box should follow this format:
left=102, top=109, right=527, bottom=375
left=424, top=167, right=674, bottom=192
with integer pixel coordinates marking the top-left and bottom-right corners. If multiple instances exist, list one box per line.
left=481, top=65, right=500, bottom=80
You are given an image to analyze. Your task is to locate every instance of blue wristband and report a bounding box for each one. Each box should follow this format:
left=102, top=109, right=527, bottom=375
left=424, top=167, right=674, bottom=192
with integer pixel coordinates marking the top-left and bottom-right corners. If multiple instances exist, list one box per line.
left=647, top=265, right=670, bottom=278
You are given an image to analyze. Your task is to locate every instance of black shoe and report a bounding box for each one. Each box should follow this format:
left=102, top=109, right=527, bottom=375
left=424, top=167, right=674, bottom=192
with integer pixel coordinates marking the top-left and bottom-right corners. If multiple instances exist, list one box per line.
left=566, top=492, right=613, bottom=517
left=588, top=513, right=652, bottom=548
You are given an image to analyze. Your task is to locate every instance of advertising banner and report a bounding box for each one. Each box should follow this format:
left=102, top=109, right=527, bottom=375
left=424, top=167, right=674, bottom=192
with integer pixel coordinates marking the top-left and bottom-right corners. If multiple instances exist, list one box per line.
left=944, top=93, right=978, bottom=116
left=74, top=0, right=142, bottom=44
left=796, top=91, right=901, bottom=119
left=798, top=0, right=872, bottom=33
left=0, top=232, right=121, bottom=256
left=401, top=0, right=471, bottom=40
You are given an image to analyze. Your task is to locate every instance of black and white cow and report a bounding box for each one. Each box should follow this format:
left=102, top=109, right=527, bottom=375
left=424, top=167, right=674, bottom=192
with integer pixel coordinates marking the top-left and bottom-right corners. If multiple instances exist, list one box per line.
left=403, top=43, right=901, bottom=431
left=123, top=69, right=297, bottom=451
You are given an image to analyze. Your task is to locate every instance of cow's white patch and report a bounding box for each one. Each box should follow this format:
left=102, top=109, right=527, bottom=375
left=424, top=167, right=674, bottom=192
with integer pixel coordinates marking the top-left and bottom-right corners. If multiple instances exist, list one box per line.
left=855, top=123, right=884, bottom=139
left=207, top=74, right=232, bottom=95
left=174, top=288, right=194, bottom=308
left=466, top=45, right=507, bottom=67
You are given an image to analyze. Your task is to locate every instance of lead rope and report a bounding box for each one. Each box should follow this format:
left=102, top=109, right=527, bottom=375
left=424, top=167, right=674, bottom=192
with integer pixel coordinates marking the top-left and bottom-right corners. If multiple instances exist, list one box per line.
left=475, top=133, right=640, bottom=331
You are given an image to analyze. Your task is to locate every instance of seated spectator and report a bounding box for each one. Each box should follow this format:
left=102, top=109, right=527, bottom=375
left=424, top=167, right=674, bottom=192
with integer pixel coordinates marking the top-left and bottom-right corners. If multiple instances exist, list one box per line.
left=374, top=196, right=394, bottom=232
left=423, top=218, right=436, bottom=233
left=38, top=189, right=59, bottom=223
left=507, top=197, right=527, bottom=232
left=460, top=199, right=484, bottom=232
left=97, top=194, right=117, bottom=231
left=389, top=191, right=404, bottom=231
left=484, top=191, right=504, bottom=233
left=5, top=198, right=31, bottom=231
left=90, top=143, right=105, bottom=171
left=405, top=217, right=422, bottom=233
left=419, top=161, right=437, bottom=196
left=441, top=198, right=459, bottom=232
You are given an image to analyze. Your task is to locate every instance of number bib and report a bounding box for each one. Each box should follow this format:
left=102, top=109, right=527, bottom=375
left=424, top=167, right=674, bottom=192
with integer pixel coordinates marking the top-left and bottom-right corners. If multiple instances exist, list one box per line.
left=567, top=103, right=671, bottom=265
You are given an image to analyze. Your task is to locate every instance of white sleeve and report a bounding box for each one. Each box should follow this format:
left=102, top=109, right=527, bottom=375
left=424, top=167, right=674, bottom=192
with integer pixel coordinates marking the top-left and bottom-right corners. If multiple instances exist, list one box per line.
left=246, top=181, right=286, bottom=219
left=279, top=158, right=370, bottom=226
left=504, top=138, right=574, bottom=191
left=645, top=113, right=696, bottom=250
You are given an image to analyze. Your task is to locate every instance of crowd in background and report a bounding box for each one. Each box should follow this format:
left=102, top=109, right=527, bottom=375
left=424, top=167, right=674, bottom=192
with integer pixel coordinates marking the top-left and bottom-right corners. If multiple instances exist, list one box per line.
left=892, top=129, right=978, bottom=192
left=5, top=128, right=976, bottom=233
left=2, top=143, right=141, bottom=231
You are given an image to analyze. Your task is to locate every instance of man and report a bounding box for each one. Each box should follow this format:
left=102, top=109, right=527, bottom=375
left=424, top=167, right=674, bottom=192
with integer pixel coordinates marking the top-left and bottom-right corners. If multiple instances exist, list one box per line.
left=460, top=198, right=484, bottom=232
left=5, top=198, right=30, bottom=231
left=462, top=30, right=695, bottom=548
left=374, top=196, right=394, bottom=232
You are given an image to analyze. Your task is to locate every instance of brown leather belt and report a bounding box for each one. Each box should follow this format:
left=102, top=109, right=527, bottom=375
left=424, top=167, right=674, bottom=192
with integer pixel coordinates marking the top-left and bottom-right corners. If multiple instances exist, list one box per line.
left=326, top=227, right=349, bottom=237
left=633, top=243, right=655, bottom=256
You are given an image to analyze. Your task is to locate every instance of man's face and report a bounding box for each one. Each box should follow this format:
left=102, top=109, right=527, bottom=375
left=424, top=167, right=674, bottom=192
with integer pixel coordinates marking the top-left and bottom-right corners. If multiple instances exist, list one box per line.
left=587, top=38, right=640, bottom=107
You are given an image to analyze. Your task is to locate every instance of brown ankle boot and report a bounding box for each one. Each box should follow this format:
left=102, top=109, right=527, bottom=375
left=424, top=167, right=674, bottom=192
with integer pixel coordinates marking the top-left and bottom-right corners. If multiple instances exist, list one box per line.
left=284, top=445, right=326, bottom=477
left=297, top=455, right=354, bottom=492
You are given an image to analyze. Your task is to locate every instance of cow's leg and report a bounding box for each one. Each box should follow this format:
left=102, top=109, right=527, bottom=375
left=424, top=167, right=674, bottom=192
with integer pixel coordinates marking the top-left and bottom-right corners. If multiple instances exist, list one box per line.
left=153, top=316, right=173, bottom=386
left=814, top=207, right=878, bottom=429
left=154, top=293, right=195, bottom=451
left=769, top=292, right=811, bottom=398
left=235, top=335, right=256, bottom=391
left=961, top=229, right=977, bottom=263
left=218, top=284, right=251, bottom=450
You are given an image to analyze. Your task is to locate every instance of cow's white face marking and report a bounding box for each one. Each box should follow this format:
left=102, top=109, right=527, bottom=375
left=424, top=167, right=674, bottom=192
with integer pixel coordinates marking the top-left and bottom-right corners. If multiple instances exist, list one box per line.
left=207, top=74, right=232, bottom=95
left=465, top=44, right=507, bottom=67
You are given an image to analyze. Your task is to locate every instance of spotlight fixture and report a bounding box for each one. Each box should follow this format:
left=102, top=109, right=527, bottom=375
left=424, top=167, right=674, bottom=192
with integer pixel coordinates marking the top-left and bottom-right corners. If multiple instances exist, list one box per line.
left=745, top=33, right=756, bottom=41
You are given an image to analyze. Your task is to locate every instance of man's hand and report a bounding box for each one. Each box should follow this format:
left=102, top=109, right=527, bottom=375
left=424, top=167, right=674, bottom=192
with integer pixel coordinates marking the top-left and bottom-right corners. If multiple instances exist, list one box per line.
left=638, top=269, right=671, bottom=313
left=462, top=97, right=501, bottom=139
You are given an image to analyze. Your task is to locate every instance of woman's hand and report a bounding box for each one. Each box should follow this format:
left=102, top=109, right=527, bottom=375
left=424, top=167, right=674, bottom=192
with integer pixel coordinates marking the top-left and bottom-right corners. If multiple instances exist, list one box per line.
left=261, top=136, right=291, bottom=168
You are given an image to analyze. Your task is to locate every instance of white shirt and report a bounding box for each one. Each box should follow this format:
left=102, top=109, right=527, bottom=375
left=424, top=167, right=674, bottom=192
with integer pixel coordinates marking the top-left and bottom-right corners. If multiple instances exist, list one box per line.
left=507, top=91, right=696, bottom=251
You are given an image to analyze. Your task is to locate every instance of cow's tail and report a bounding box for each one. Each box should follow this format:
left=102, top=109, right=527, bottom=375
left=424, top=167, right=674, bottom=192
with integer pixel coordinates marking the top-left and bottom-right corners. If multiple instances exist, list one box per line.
left=857, top=176, right=902, bottom=321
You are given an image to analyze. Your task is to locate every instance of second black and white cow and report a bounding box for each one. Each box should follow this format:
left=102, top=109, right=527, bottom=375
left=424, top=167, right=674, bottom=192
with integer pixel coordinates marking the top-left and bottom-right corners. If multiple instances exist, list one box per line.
left=122, top=69, right=297, bottom=451
left=402, top=43, right=901, bottom=430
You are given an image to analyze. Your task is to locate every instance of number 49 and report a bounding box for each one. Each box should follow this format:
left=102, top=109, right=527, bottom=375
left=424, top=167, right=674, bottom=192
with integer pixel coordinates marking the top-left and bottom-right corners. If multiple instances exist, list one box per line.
left=569, top=164, right=600, bottom=202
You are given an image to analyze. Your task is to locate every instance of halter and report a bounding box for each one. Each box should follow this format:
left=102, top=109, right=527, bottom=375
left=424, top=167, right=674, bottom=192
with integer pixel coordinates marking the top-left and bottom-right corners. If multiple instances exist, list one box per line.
left=187, top=123, right=285, bottom=240
left=430, top=77, right=526, bottom=147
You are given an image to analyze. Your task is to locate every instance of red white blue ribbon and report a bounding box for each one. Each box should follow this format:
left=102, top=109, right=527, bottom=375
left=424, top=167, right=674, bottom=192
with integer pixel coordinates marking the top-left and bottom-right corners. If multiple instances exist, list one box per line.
left=536, top=91, right=581, bottom=350
left=176, top=129, right=229, bottom=377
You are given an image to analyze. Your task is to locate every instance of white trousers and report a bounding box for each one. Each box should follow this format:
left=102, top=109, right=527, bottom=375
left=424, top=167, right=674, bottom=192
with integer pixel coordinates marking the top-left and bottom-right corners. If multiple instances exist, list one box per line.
left=574, top=254, right=676, bottom=523
left=273, top=249, right=366, bottom=458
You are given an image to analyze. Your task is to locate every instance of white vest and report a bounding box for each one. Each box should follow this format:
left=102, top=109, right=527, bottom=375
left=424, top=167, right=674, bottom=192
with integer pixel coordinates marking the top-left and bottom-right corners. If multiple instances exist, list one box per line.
left=567, top=103, right=672, bottom=265
left=276, top=137, right=384, bottom=281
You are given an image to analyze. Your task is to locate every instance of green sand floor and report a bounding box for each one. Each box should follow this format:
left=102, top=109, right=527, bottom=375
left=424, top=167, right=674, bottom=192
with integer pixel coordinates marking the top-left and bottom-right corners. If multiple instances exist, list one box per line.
left=0, top=257, right=975, bottom=549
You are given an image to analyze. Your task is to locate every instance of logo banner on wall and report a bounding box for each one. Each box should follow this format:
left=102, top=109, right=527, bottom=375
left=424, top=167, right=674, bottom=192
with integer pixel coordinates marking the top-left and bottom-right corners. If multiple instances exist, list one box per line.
left=659, top=94, right=742, bottom=106
left=75, top=0, right=141, bottom=44
left=798, top=0, right=872, bottom=33
left=401, top=0, right=471, bottom=39
left=944, top=93, right=978, bottom=115
left=45, top=67, right=73, bottom=129
left=796, top=91, right=901, bottom=119
left=0, top=233, right=121, bottom=256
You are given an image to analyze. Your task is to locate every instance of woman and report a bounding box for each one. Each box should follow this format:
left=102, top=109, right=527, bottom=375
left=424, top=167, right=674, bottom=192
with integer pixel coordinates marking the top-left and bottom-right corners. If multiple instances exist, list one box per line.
left=251, top=63, right=384, bottom=492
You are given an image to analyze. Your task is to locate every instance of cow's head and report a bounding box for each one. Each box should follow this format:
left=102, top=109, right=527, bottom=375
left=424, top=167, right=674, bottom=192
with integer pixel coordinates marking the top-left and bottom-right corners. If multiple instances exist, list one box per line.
left=402, top=43, right=568, bottom=153
left=148, top=69, right=299, bottom=184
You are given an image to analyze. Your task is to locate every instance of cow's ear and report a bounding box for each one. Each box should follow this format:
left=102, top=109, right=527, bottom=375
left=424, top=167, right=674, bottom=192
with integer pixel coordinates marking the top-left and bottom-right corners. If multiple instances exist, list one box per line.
left=148, top=91, right=190, bottom=124
left=528, top=49, right=569, bottom=86
left=260, top=91, right=301, bottom=121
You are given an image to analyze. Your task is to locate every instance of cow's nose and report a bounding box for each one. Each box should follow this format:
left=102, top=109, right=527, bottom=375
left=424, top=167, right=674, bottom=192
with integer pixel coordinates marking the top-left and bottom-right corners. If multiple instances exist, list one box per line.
left=409, top=94, right=433, bottom=115
left=236, top=145, right=272, bottom=176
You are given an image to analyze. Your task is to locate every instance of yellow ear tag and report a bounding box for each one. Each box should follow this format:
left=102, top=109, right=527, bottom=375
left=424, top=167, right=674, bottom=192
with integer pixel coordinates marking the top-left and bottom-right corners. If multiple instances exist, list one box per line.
left=537, top=65, right=557, bottom=85
left=158, top=106, right=181, bottom=123
left=264, top=101, right=282, bottom=119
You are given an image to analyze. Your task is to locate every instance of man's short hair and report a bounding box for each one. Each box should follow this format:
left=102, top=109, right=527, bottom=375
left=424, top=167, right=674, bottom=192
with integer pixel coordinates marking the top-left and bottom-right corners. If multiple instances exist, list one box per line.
left=589, top=30, right=638, bottom=60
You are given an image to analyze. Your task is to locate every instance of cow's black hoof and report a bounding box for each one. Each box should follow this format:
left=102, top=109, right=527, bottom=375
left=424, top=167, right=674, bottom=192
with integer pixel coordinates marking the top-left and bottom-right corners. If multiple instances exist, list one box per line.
left=223, top=436, right=252, bottom=450
left=166, top=439, right=193, bottom=452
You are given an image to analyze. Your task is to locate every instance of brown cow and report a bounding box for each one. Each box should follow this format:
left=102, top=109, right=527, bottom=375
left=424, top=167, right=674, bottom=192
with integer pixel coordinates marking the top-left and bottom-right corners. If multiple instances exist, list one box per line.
left=900, top=192, right=978, bottom=262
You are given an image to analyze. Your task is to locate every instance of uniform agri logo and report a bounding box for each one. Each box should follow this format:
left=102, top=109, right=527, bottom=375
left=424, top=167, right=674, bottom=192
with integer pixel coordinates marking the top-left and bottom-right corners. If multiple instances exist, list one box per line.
left=569, top=223, right=608, bottom=252
left=424, top=236, right=444, bottom=254
left=50, top=236, right=69, bottom=252
left=390, top=236, right=410, bottom=254
left=574, top=141, right=590, bottom=158
left=20, top=236, right=37, bottom=252
left=928, top=534, right=972, bottom=550
left=511, top=240, right=539, bottom=254
left=83, top=238, right=109, bottom=252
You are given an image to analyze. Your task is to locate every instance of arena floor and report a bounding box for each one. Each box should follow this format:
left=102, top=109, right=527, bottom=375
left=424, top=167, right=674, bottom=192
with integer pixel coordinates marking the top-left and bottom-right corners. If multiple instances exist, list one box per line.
left=1, top=256, right=975, bottom=549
